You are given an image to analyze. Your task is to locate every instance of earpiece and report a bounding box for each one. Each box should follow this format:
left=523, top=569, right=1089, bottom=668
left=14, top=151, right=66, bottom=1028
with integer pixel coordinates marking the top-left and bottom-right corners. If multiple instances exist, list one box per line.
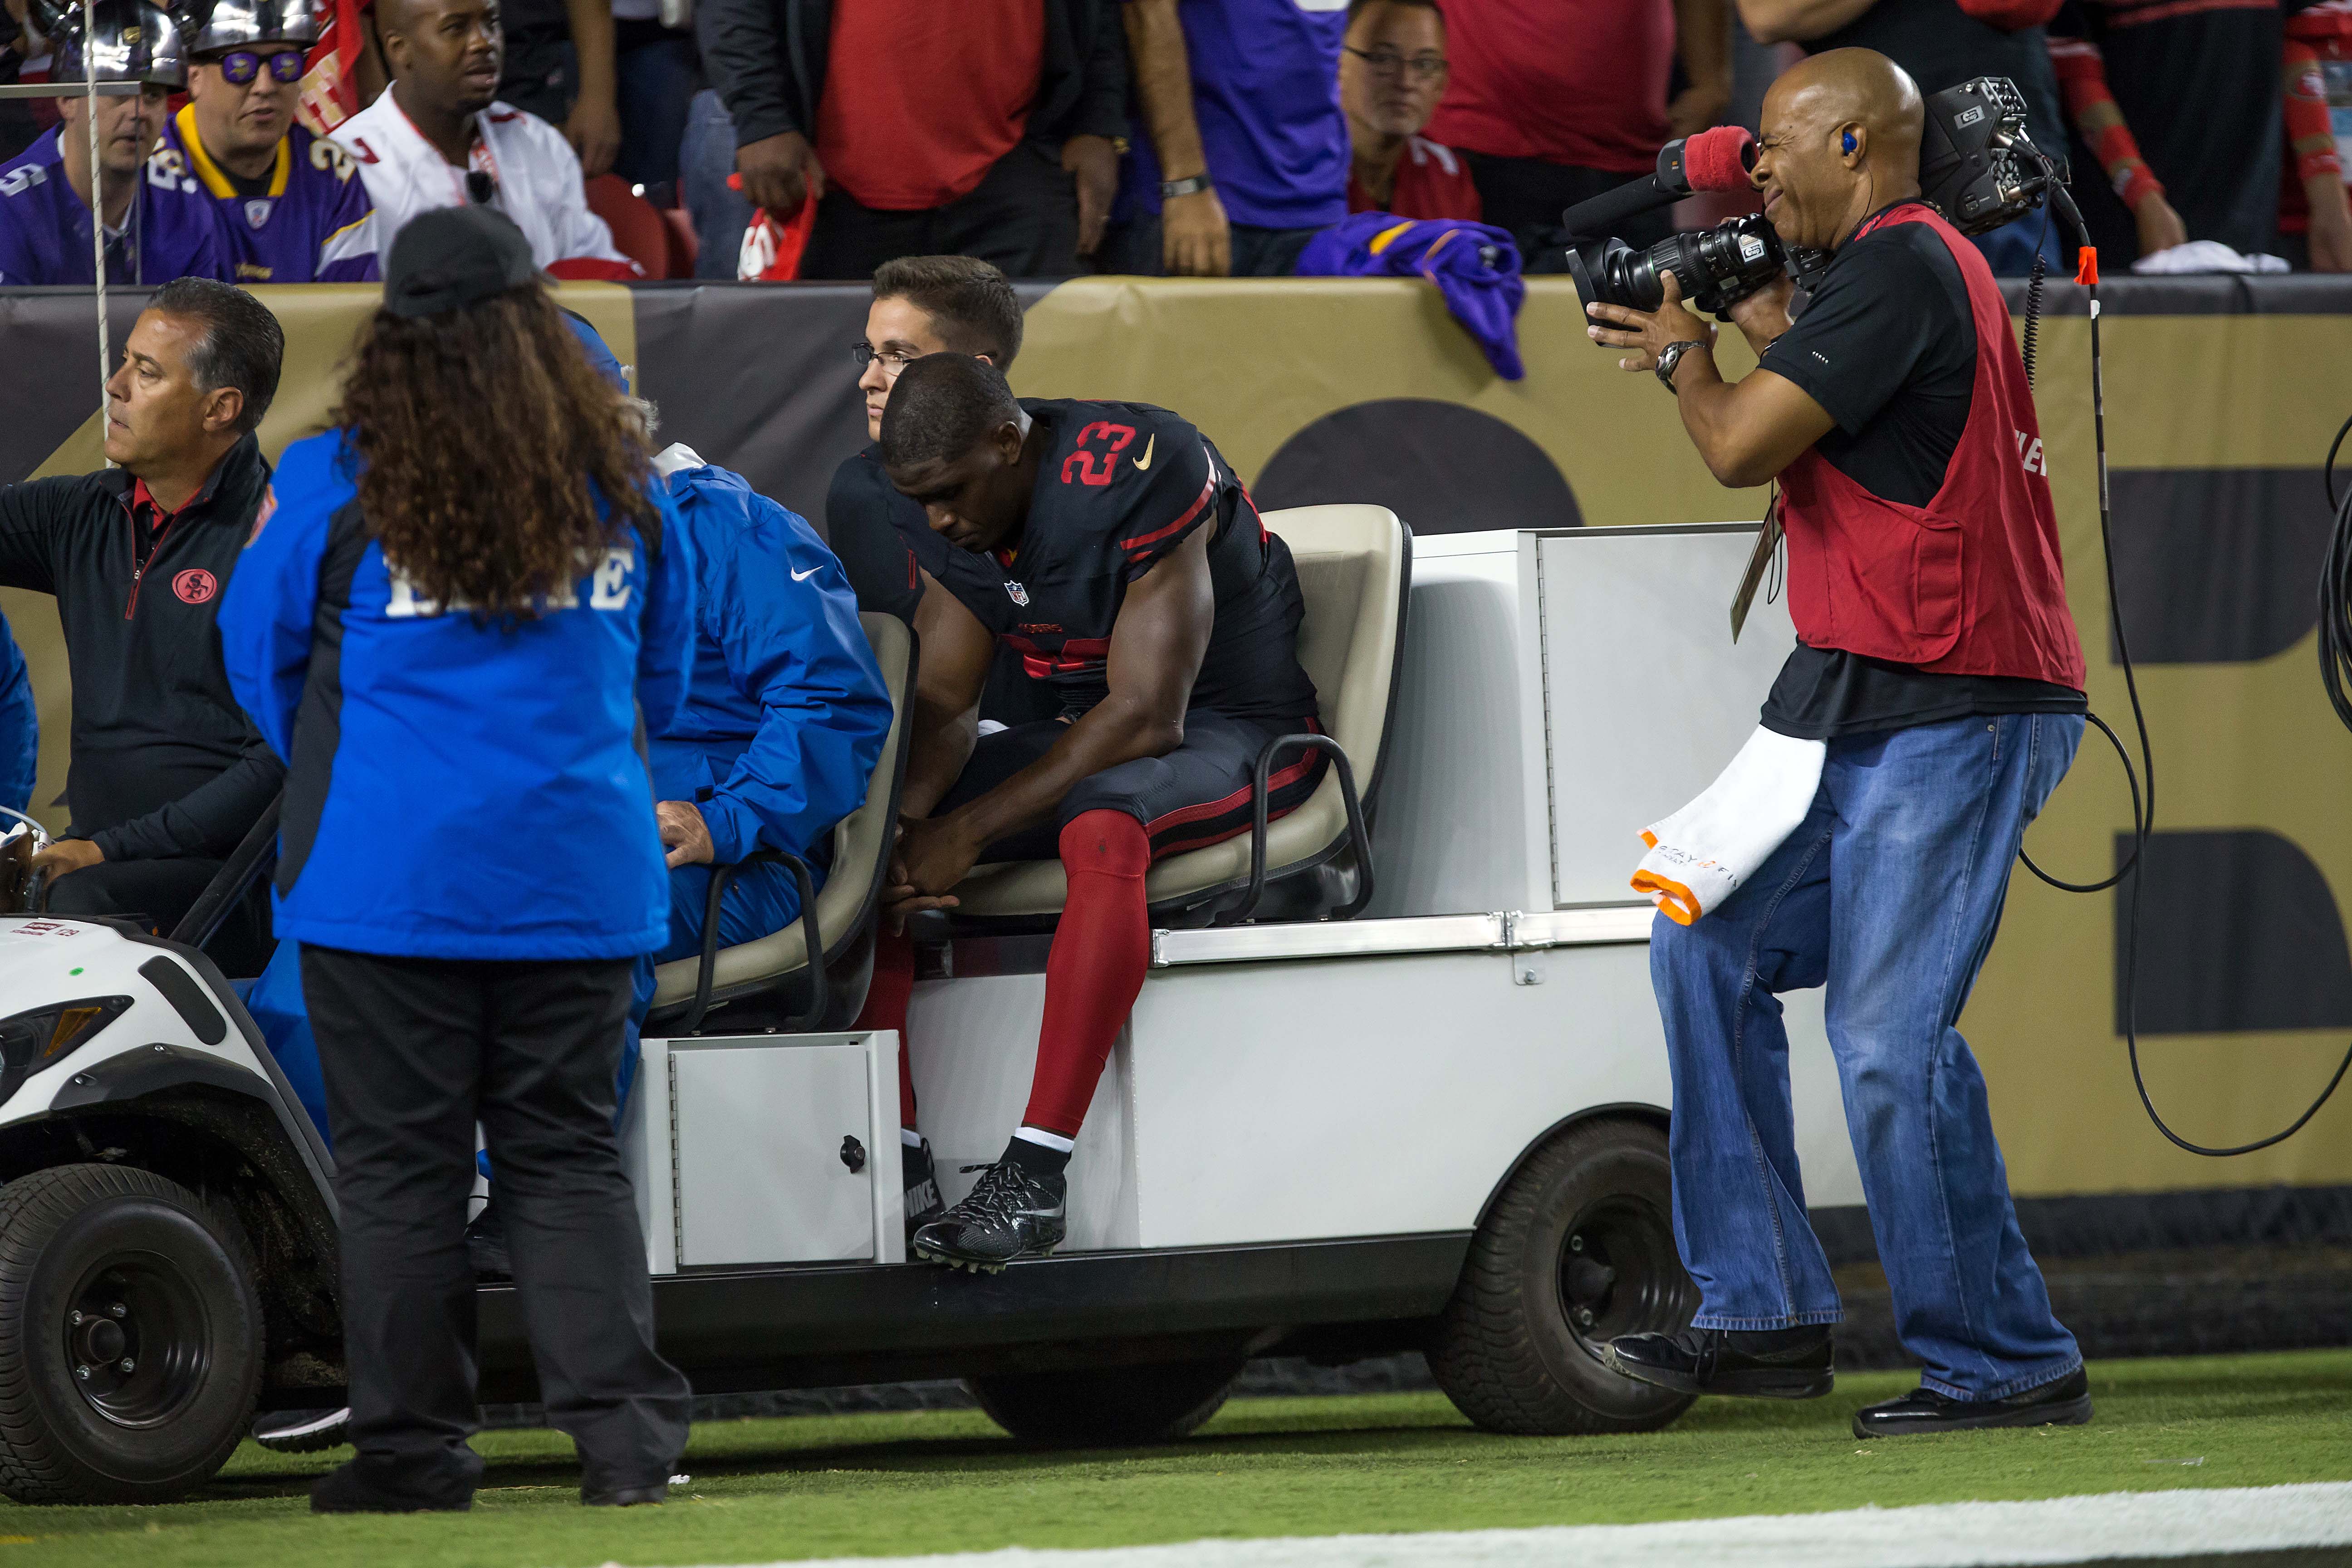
left=1842, top=131, right=1857, bottom=155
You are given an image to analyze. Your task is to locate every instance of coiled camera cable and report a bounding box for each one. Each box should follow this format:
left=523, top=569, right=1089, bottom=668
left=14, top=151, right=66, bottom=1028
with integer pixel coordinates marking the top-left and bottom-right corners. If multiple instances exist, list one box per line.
left=2019, top=185, right=2352, bottom=1153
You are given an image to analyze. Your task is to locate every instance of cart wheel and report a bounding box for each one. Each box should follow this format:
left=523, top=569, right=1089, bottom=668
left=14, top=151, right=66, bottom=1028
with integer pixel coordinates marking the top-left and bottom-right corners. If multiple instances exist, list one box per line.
left=969, top=1357, right=1243, bottom=1446
left=0, top=1164, right=264, bottom=1503
left=1429, top=1116, right=1698, bottom=1435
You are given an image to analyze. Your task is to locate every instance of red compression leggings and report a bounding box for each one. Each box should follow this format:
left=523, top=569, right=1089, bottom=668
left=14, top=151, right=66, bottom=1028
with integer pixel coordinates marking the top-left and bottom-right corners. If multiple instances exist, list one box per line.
left=853, top=809, right=1153, bottom=1139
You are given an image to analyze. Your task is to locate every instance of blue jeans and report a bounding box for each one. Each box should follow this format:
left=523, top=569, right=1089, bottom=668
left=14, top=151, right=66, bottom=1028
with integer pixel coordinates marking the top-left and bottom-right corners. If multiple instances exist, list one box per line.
left=1974, top=209, right=2067, bottom=278
left=1649, top=711, right=2084, bottom=1400
left=612, top=27, right=697, bottom=191
left=681, top=88, right=753, bottom=280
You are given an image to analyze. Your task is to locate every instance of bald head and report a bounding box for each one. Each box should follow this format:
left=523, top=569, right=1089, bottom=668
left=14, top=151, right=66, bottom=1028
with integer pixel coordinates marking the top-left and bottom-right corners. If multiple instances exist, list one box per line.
left=380, top=0, right=504, bottom=124
left=1752, top=49, right=1924, bottom=252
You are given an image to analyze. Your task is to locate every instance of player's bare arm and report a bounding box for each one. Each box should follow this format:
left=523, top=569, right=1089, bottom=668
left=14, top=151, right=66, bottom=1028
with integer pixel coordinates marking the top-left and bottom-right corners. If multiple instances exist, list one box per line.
left=901, top=568, right=995, bottom=820
left=889, top=524, right=1216, bottom=909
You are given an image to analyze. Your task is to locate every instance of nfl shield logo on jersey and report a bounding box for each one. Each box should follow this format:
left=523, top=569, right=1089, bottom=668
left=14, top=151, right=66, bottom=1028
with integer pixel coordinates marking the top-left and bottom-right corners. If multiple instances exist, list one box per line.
left=1005, top=581, right=1029, bottom=607
left=244, top=199, right=273, bottom=230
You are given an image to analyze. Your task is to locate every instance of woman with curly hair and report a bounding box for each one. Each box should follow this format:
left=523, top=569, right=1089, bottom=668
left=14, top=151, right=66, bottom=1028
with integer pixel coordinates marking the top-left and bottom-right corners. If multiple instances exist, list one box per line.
left=219, top=206, right=696, bottom=1516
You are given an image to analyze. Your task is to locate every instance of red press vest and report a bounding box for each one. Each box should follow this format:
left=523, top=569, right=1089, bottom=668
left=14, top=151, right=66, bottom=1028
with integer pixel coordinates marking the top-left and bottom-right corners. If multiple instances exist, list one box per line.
left=1776, top=203, right=2086, bottom=690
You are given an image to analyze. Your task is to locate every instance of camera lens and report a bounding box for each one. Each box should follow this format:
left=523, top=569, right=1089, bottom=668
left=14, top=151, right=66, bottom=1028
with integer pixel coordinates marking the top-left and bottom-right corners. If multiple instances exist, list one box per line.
left=1570, top=216, right=1784, bottom=322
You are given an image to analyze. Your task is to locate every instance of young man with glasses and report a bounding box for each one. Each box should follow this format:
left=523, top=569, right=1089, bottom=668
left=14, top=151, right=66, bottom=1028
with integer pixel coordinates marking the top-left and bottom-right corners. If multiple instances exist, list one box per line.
left=1340, top=0, right=1477, bottom=220
left=153, top=0, right=381, bottom=281
left=331, top=0, right=637, bottom=276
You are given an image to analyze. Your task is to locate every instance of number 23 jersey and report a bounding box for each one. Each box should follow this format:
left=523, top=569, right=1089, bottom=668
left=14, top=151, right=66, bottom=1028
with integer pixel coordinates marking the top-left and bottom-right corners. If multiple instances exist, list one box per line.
left=898, top=399, right=1319, bottom=724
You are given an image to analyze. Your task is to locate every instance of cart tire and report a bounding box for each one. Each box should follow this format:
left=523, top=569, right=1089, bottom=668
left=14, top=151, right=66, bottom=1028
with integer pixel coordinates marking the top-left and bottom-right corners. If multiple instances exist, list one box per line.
left=1429, top=1116, right=1698, bottom=1435
left=0, top=1164, right=264, bottom=1503
left=969, top=1357, right=1242, bottom=1446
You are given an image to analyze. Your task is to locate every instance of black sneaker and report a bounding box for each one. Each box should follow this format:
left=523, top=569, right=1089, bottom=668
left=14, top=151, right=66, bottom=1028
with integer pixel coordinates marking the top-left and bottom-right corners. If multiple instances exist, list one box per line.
left=1853, top=1366, right=2091, bottom=1438
left=252, top=1406, right=350, bottom=1453
left=466, top=1197, right=510, bottom=1281
left=903, top=1136, right=946, bottom=1252
left=1602, top=1325, right=1834, bottom=1399
left=911, top=1160, right=1066, bottom=1272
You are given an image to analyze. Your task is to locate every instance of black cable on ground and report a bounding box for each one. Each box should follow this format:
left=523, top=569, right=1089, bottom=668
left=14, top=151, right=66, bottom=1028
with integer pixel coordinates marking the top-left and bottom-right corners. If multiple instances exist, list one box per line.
left=2016, top=193, right=2351, bottom=1155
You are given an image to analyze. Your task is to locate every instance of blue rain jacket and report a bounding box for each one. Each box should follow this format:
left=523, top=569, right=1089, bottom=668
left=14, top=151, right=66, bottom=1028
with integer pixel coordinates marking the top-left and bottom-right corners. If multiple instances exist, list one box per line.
left=648, top=457, right=891, bottom=870
left=217, top=428, right=696, bottom=960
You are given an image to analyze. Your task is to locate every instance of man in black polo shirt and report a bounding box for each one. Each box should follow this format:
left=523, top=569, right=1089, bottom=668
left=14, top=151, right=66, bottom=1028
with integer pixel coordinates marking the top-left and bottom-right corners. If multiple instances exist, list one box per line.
left=1583, top=50, right=2092, bottom=1437
left=864, top=353, right=1322, bottom=1271
left=0, top=278, right=284, bottom=972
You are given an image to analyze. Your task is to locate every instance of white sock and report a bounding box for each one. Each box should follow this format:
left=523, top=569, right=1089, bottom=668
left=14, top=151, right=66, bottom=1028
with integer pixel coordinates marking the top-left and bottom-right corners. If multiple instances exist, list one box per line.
left=901, top=1127, right=923, bottom=1148
left=1013, top=1125, right=1075, bottom=1154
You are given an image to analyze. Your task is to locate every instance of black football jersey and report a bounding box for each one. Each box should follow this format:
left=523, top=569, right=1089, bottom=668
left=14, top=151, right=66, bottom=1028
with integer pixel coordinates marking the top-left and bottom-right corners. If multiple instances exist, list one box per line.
left=896, top=399, right=1319, bottom=723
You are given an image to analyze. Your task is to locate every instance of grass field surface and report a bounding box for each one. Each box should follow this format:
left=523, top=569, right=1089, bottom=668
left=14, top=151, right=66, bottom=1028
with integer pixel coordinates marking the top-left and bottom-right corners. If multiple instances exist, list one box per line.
left=0, top=1350, right=2346, bottom=1568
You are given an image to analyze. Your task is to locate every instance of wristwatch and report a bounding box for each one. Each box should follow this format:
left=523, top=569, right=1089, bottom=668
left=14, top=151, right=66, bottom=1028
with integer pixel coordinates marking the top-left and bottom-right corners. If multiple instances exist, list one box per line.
left=1655, top=338, right=1705, bottom=392
left=1160, top=174, right=1214, bottom=200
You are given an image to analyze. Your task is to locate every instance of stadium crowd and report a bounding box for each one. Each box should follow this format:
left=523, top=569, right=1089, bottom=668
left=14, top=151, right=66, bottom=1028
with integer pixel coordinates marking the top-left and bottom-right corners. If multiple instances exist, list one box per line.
left=0, top=0, right=2346, bottom=285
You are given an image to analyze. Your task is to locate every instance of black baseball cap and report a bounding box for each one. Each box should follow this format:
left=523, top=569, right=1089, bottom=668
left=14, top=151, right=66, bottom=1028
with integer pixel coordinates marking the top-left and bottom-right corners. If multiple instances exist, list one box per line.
left=383, top=206, right=538, bottom=319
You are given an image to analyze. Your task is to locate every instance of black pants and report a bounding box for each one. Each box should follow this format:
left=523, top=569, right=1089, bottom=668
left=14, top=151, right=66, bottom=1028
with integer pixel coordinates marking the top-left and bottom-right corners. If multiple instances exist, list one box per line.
left=800, top=139, right=1080, bottom=280
left=45, top=856, right=272, bottom=976
left=941, top=711, right=1328, bottom=863
left=300, top=946, right=691, bottom=1494
left=1460, top=152, right=1673, bottom=270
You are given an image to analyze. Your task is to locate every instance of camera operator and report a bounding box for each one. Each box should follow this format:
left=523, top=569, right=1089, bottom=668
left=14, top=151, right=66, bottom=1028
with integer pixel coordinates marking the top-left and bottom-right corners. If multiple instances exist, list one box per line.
left=1584, top=48, right=2096, bottom=1438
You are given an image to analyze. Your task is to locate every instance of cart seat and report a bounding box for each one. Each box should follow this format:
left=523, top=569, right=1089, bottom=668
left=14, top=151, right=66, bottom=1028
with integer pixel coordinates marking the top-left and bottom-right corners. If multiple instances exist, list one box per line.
left=946, top=505, right=1411, bottom=927
left=646, top=612, right=915, bottom=1030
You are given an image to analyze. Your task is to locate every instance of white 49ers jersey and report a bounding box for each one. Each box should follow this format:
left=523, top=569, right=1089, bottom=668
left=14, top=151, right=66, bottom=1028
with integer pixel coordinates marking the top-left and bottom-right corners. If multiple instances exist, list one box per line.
left=330, top=89, right=639, bottom=280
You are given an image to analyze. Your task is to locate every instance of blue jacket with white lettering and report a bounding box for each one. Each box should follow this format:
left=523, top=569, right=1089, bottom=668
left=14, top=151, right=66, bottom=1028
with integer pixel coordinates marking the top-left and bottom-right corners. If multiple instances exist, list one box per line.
left=650, top=454, right=890, bottom=867
left=217, top=428, right=696, bottom=960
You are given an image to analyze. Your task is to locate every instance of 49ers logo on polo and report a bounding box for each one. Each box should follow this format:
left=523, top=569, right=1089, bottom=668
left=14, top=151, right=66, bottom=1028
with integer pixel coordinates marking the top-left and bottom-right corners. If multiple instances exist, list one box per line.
left=172, top=569, right=218, bottom=604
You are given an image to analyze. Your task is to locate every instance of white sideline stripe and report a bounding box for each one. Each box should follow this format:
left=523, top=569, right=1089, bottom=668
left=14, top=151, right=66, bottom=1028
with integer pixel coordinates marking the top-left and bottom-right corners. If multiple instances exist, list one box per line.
left=679, top=1482, right=2352, bottom=1568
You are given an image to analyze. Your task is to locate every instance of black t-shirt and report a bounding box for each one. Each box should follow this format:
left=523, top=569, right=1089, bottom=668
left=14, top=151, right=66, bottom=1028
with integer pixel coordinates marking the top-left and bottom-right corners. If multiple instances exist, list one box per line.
left=825, top=447, right=925, bottom=624
left=1763, top=215, right=1977, bottom=510
left=2048, top=0, right=2283, bottom=261
left=1813, top=0, right=2069, bottom=166
left=1754, top=209, right=2086, bottom=739
left=898, top=399, right=1320, bottom=724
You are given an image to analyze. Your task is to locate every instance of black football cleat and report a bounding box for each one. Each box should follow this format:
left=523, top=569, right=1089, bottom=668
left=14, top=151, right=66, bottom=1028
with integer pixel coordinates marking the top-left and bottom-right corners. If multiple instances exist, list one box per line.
left=911, top=1160, right=1066, bottom=1272
left=1602, top=1324, right=1834, bottom=1399
left=903, top=1136, right=946, bottom=1251
left=1852, top=1366, right=2092, bottom=1437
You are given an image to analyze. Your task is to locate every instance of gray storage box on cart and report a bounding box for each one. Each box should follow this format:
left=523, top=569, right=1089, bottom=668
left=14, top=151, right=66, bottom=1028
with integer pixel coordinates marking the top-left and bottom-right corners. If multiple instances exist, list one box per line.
left=632, top=1030, right=906, bottom=1271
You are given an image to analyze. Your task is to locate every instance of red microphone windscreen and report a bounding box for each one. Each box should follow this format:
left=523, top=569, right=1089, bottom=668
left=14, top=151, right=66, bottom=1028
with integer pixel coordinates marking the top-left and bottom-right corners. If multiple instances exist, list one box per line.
left=1683, top=126, right=1757, bottom=193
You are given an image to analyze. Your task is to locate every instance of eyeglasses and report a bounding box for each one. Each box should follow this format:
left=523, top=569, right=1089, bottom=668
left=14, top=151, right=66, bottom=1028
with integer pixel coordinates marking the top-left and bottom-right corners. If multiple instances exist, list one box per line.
left=1343, top=46, right=1448, bottom=81
left=851, top=341, right=919, bottom=372
left=212, top=48, right=307, bottom=85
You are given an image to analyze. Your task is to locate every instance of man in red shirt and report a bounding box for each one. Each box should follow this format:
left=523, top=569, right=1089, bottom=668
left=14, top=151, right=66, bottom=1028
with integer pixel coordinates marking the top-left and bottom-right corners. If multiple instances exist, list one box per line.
left=698, top=0, right=1128, bottom=279
left=1427, top=0, right=1729, bottom=257
left=1341, top=0, right=1479, bottom=220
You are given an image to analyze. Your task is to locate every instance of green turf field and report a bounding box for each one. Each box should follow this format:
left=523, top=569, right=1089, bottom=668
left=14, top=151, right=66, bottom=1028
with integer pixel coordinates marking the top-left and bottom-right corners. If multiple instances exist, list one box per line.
left=1, top=1350, right=2346, bottom=1568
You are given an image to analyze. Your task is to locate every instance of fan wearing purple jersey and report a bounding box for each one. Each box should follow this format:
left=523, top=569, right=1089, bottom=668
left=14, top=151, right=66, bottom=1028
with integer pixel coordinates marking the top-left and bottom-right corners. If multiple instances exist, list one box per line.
left=153, top=0, right=379, bottom=282
left=0, top=0, right=224, bottom=286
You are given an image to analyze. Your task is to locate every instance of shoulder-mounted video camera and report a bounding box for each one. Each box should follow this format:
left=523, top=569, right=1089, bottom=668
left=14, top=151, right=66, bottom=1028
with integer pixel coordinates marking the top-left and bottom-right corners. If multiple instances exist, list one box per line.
left=1566, top=77, right=2070, bottom=323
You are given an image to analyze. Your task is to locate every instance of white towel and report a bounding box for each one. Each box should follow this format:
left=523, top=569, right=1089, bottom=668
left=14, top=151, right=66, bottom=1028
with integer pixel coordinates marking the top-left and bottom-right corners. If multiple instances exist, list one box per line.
left=2129, top=240, right=2288, bottom=275
left=1631, top=726, right=1827, bottom=925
